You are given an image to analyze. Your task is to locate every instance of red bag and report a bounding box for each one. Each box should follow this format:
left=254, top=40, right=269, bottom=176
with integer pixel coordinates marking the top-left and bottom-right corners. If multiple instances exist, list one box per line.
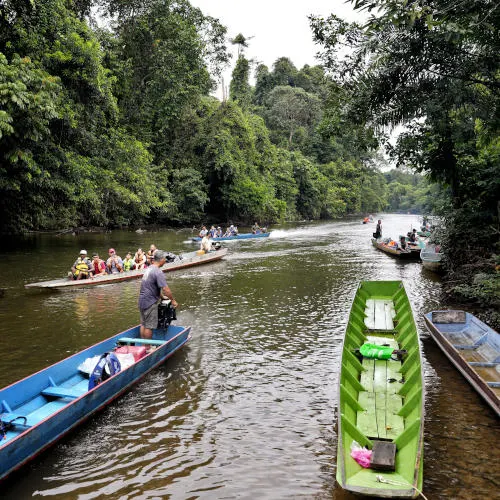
left=115, top=345, right=147, bottom=362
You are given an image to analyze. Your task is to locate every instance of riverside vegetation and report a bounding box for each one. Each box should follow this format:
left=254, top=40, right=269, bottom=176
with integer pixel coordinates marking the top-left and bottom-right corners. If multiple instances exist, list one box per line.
left=0, top=0, right=498, bottom=323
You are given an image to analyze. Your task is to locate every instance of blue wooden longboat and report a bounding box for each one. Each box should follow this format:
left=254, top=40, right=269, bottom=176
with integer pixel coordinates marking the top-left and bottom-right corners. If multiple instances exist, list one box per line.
left=191, top=232, right=270, bottom=242
left=0, top=323, right=191, bottom=481
left=424, top=310, right=500, bottom=416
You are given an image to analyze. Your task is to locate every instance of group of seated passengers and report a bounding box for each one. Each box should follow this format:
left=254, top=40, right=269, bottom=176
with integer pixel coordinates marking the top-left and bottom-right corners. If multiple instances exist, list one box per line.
left=251, top=222, right=267, bottom=234
left=199, top=224, right=238, bottom=238
left=70, top=245, right=159, bottom=280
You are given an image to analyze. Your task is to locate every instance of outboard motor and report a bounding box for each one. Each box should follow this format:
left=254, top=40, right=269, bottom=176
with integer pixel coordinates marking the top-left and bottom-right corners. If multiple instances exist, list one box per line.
left=164, top=252, right=177, bottom=263
left=157, top=299, right=176, bottom=329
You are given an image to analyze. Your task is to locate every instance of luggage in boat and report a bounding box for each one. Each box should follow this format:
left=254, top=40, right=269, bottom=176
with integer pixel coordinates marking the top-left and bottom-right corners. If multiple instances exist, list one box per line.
left=115, top=345, right=147, bottom=362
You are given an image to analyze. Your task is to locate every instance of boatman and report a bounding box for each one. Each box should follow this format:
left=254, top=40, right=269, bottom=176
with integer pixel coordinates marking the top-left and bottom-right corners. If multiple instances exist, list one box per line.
left=138, top=250, right=178, bottom=339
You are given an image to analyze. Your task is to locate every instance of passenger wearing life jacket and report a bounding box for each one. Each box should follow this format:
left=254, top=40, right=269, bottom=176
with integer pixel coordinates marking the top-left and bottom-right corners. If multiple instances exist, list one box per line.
left=71, top=250, right=92, bottom=280
left=123, top=252, right=136, bottom=271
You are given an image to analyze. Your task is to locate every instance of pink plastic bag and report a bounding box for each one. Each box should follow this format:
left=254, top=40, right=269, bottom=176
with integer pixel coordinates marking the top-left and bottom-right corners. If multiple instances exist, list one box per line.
left=350, top=441, right=372, bottom=468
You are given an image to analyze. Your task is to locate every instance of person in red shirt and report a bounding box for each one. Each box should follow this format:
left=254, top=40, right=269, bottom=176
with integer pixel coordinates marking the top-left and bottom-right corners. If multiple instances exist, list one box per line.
left=91, top=253, right=107, bottom=277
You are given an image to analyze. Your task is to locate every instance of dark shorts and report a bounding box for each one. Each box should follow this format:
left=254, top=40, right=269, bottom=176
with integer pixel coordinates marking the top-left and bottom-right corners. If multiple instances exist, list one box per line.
left=139, top=302, right=158, bottom=330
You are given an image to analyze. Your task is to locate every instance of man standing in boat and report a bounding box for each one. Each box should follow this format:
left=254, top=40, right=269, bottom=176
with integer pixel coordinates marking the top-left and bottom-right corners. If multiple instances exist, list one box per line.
left=374, top=219, right=382, bottom=239
left=138, top=250, right=178, bottom=339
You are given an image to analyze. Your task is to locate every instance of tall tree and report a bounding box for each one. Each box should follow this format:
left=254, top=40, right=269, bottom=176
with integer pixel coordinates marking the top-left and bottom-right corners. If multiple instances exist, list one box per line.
left=229, top=55, right=252, bottom=109
left=265, top=86, right=322, bottom=147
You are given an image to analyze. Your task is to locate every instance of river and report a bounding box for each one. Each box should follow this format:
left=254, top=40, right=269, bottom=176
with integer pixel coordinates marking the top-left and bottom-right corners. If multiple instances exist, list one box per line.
left=0, top=214, right=498, bottom=499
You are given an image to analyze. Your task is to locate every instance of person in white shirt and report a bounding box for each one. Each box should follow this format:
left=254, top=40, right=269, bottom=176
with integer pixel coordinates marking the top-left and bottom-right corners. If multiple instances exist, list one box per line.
left=201, top=233, right=212, bottom=253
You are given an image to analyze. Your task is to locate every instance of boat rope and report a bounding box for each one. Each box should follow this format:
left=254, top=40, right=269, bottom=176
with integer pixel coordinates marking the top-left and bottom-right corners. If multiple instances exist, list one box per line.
left=376, top=475, right=430, bottom=500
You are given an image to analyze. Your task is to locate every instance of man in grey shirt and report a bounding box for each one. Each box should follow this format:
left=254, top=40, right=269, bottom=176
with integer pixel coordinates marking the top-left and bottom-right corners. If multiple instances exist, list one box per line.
left=138, top=250, right=178, bottom=339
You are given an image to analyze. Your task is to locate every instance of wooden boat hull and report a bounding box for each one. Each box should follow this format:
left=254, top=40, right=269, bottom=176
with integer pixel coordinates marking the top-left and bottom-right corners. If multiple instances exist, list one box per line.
left=420, top=246, right=443, bottom=272
left=371, top=238, right=416, bottom=259
left=337, top=281, right=424, bottom=498
left=0, top=323, right=191, bottom=481
left=25, top=248, right=227, bottom=289
left=421, top=260, right=442, bottom=272
left=424, top=310, right=500, bottom=416
left=191, top=232, right=270, bottom=242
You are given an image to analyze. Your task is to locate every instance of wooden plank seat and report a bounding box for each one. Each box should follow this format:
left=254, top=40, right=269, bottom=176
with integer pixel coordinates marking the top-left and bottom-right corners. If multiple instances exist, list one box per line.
left=41, top=386, right=83, bottom=399
left=364, top=300, right=396, bottom=330
left=117, top=337, right=167, bottom=346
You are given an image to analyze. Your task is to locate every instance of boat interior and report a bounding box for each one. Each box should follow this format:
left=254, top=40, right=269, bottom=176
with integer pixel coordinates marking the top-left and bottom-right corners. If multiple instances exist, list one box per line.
left=339, top=282, right=422, bottom=492
left=430, top=311, right=500, bottom=395
left=0, top=326, right=185, bottom=444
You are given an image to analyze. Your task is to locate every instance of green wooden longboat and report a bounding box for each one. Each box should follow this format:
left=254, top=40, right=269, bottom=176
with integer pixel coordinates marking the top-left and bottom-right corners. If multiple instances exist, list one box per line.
left=337, top=281, right=424, bottom=498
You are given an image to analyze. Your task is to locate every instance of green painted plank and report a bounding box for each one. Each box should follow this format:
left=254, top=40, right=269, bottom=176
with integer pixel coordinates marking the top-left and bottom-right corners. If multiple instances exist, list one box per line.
left=360, top=358, right=374, bottom=392
left=373, top=360, right=387, bottom=393
left=357, top=392, right=379, bottom=438
left=374, top=300, right=387, bottom=329
left=366, top=335, right=398, bottom=349
left=385, top=301, right=395, bottom=330
left=386, top=360, right=403, bottom=394
left=375, top=392, right=387, bottom=439
left=386, top=408, right=405, bottom=440
left=364, top=299, right=375, bottom=329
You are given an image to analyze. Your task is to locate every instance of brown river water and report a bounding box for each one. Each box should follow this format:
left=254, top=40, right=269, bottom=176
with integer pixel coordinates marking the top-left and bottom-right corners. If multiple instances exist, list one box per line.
left=0, top=214, right=498, bottom=499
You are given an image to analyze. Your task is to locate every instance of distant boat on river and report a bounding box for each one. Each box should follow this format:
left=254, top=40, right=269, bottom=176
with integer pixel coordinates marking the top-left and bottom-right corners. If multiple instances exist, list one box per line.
left=371, top=238, right=417, bottom=259
left=337, top=281, right=424, bottom=498
left=25, top=248, right=227, bottom=289
left=0, top=318, right=191, bottom=482
left=191, top=232, right=270, bottom=242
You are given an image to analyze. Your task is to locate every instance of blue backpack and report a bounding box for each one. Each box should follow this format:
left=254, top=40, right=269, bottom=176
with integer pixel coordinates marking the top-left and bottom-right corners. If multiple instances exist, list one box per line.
left=88, top=352, right=121, bottom=390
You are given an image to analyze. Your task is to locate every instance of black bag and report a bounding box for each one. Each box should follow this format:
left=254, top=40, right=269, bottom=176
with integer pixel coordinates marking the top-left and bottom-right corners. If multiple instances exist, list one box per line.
left=157, top=300, right=177, bottom=329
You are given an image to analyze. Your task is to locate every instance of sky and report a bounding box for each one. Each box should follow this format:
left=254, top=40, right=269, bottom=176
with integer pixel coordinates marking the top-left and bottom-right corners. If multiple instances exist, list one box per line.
left=189, top=0, right=367, bottom=98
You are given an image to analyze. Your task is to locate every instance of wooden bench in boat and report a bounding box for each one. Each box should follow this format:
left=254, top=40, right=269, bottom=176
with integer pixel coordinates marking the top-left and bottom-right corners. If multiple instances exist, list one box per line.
left=364, top=299, right=396, bottom=330
left=117, top=337, right=167, bottom=346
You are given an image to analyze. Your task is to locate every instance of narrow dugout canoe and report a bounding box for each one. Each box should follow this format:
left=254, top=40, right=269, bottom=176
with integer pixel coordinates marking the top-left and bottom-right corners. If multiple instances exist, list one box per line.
left=191, top=232, right=270, bottom=242
left=25, top=248, right=227, bottom=289
left=371, top=238, right=416, bottom=259
left=337, top=281, right=424, bottom=498
left=0, top=321, right=191, bottom=482
left=424, top=310, right=500, bottom=416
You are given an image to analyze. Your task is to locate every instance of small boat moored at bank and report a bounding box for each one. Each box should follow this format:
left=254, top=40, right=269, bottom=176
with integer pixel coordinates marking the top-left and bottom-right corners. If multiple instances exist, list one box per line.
left=424, top=310, right=500, bottom=416
left=372, top=238, right=416, bottom=259
left=420, top=245, right=443, bottom=272
left=337, top=280, right=424, bottom=498
left=191, top=232, right=270, bottom=242
left=25, top=248, right=227, bottom=289
left=0, top=315, right=191, bottom=482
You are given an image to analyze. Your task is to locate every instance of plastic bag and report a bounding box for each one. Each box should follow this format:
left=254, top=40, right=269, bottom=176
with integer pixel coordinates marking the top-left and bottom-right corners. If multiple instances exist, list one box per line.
left=78, top=355, right=101, bottom=375
left=350, top=440, right=372, bottom=468
left=115, top=352, right=135, bottom=370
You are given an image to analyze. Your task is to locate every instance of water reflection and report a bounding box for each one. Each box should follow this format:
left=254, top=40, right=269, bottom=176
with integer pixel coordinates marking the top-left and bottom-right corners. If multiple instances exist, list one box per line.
left=1, top=215, right=498, bottom=499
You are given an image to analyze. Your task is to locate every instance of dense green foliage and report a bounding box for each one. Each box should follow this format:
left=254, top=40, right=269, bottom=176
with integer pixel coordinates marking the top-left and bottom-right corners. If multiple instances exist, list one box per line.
left=0, top=0, right=435, bottom=234
left=311, top=0, right=499, bottom=319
